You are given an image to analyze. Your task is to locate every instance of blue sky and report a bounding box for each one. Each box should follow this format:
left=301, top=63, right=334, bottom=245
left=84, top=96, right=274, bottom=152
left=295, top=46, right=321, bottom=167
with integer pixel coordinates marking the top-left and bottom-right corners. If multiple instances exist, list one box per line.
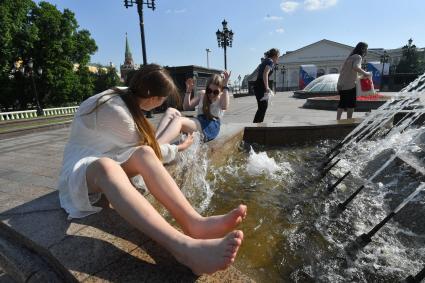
left=36, top=0, right=424, bottom=82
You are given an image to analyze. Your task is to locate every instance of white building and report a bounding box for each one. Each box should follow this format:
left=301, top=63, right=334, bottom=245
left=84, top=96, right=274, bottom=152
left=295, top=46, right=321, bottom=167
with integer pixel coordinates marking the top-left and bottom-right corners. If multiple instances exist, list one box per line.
left=247, top=39, right=411, bottom=91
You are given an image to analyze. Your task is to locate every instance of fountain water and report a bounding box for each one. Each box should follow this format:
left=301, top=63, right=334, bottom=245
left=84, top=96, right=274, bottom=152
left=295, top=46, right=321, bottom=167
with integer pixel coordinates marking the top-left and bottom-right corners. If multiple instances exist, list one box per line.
left=317, top=73, right=425, bottom=280
left=171, top=73, right=425, bottom=281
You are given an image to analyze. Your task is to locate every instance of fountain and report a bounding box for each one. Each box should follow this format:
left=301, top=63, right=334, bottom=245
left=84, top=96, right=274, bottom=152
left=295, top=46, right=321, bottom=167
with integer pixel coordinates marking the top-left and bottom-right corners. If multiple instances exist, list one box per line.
left=293, top=74, right=339, bottom=99
left=297, top=74, right=394, bottom=111
left=172, top=72, right=425, bottom=282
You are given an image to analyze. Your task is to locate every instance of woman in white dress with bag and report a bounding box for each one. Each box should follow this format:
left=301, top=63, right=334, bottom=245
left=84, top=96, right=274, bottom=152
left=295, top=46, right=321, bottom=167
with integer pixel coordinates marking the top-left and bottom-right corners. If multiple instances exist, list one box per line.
left=57, top=64, right=247, bottom=275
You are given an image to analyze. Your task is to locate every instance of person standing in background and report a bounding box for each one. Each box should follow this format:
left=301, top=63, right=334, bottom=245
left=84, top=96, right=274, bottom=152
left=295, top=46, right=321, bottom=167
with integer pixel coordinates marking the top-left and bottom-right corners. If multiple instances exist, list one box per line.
left=253, top=48, right=280, bottom=123
left=336, top=42, right=372, bottom=120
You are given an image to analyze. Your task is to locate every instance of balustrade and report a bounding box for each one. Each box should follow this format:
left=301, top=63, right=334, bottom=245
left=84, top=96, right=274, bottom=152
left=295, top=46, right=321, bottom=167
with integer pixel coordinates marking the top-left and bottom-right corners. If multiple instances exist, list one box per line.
left=0, top=106, right=78, bottom=121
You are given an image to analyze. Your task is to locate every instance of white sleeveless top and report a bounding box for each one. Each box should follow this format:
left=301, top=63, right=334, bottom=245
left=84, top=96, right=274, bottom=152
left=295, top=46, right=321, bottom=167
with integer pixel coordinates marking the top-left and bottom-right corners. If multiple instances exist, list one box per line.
left=196, top=94, right=225, bottom=119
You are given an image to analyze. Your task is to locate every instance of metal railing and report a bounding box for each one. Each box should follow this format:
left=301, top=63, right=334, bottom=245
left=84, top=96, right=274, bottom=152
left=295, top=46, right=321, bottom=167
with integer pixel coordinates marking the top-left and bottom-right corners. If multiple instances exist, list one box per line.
left=0, top=106, right=78, bottom=121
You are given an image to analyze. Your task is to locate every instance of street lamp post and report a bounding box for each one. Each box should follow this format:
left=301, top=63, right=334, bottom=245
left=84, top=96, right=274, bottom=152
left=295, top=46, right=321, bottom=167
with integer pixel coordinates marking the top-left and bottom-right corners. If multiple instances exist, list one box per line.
left=13, top=59, right=43, bottom=116
left=216, top=19, right=233, bottom=70
left=380, top=50, right=389, bottom=90
left=281, top=65, right=286, bottom=91
left=206, top=48, right=211, bottom=68
left=123, top=0, right=156, bottom=66
left=124, top=0, right=155, bottom=118
left=237, top=75, right=241, bottom=93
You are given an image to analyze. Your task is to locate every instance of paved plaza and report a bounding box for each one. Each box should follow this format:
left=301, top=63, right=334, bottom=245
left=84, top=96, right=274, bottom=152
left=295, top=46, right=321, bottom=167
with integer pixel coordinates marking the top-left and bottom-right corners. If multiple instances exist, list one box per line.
left=0, top=92, right=365, bottom=282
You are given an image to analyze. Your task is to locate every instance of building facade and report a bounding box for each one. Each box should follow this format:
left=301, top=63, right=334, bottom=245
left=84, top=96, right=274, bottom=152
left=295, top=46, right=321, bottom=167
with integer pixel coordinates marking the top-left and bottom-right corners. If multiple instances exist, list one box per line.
left=277, top=39, right=383, bottom=90
left=247, top=39, right=423, bottom=91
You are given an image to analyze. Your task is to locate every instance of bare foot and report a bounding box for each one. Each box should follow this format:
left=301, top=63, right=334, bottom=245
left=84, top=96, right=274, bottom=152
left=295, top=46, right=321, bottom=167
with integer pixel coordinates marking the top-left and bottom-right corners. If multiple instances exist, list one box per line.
left=185, top=204, right=247, bottom=239
left=174, top=230, right=244, bottom=275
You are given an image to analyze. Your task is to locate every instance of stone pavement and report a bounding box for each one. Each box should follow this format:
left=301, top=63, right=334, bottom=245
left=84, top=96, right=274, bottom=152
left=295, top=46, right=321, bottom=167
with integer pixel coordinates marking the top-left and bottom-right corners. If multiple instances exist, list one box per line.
left=0, top=92, right=363, bottom=282
left=223, top=91, right=364, bottom=125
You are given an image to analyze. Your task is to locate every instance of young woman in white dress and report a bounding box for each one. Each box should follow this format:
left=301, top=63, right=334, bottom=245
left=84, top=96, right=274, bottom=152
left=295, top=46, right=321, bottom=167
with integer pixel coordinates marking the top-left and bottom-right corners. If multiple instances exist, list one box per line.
left=58, top=64, right=247, bottom=275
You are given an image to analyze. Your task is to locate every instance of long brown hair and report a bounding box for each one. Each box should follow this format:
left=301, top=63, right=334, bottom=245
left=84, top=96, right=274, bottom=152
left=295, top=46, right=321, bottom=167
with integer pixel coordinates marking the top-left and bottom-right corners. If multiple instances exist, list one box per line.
left=202, top=74, right=223, bottom=120
left=88, top=64, right=178, bottom=160
left=350, top=42, right=368, bottom=58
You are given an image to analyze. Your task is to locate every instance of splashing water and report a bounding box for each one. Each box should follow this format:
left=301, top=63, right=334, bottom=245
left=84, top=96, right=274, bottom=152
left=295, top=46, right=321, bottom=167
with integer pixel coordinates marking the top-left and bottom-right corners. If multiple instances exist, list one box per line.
left=172, top=132, right=213, bottom=212
left=246, top=146, right=281, bottom=176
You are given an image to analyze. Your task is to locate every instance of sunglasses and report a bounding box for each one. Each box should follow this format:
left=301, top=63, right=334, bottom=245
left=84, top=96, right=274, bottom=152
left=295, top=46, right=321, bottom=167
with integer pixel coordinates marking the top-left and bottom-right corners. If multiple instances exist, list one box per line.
left=206, top=88, right=220, bottom=96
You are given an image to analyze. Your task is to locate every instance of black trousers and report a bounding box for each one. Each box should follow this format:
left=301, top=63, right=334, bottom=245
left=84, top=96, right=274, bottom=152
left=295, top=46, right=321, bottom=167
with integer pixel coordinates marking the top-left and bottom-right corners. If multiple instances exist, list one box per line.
left=253, top=85, right=268, bottom=123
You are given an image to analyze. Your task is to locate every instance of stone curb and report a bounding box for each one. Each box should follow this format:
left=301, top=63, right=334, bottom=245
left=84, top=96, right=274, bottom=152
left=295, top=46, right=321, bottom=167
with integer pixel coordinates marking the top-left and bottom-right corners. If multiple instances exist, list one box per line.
left=0, top=222, right=77, bottom=283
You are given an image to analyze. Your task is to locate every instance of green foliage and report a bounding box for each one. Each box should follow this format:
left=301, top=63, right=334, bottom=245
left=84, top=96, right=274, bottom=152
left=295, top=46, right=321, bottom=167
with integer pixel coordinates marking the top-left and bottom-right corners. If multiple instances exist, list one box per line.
left=0, top=0, right=98, bottom=110
left=396, top=39, right=425, bottom=74
left=93, top=66, right=123, bottom=95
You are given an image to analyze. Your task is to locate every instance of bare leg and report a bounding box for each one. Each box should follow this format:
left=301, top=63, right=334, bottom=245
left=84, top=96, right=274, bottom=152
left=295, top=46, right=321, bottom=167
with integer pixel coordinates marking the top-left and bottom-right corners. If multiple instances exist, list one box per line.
left=86, top=156, right=244, bottom=275
left=156, top=108, right=181, bottom=140
left=156, top=116, right=199, bottom=145
left=120, top=146, right=247, bottom=239
left=347, top=108, right=354, bottom=119
left=336, top=108, right=344, bottom=120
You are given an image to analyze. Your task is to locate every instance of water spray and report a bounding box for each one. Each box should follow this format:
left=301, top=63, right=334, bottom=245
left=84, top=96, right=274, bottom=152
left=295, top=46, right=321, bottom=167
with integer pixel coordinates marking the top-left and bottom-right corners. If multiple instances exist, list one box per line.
left=336, top=128, right=424, bottom=213
left=326, top=171, right=351, bottom=193
left=321, top=95, right=420, bottom=170
left=352, top=183, right=425, bottom=249
left=336, top=154, right=397, bottom=213
left=405, top=265, right=425, bottom=283
left=322, top=99, right=396, bottom=160
left=319, top=158, right=341, bottom=179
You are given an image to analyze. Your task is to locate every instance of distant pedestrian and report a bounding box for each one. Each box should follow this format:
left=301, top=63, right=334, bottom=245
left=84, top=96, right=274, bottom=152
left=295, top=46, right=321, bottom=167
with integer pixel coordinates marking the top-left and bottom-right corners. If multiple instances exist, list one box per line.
left=336, top=42, right=372, bottom=120
left=253, top=48, right=280, bottom=123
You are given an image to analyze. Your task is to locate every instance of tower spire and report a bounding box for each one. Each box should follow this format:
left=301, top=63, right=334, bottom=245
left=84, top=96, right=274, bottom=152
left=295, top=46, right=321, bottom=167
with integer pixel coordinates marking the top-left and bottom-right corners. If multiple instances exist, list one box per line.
left=124, top=33, right=134, bottom=65
left=121, top=33, right=136, bottom=80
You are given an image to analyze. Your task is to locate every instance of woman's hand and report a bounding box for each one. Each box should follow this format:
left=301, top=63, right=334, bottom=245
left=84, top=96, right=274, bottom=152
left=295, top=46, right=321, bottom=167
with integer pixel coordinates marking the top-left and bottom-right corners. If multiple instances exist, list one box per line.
left=177, top=133, right=194, bottom=152
left=222, top=70, right=231, bottom=86
left=185, top=78, right=195, bottom=94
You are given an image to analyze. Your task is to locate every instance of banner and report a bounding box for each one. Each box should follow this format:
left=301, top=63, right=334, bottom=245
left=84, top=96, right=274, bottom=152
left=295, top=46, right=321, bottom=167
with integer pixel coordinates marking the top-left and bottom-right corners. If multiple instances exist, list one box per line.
left=299, top=65, right=317, bottom=90
left=366, top=62, right=390, bottom=90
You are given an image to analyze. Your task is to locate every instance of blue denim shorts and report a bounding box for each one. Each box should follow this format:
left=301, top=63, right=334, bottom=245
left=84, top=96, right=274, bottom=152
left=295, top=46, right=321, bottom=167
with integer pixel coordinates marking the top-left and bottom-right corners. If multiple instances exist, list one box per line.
left=197, top=114, right=221, bottom=142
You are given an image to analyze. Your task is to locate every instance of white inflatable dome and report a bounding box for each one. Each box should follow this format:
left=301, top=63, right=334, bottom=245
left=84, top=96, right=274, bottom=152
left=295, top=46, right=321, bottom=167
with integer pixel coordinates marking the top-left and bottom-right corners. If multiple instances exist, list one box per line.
left=303, top=74, right=339, bottom=92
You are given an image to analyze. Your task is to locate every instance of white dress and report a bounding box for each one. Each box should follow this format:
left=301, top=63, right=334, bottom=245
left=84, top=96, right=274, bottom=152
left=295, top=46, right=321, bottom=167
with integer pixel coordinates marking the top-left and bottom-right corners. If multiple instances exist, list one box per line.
left=57, top=88, right=178, bottom=219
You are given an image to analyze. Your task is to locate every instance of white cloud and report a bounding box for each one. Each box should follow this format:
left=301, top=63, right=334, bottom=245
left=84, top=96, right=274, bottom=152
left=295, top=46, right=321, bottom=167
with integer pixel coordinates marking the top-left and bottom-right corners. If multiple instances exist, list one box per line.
left=276, top=28, right=285, bottom=33
left=264, top=14, right=283, bottom=21
left=280, top=1, right=300, bottom=13
left=165, top=8, right=187, bottom=14
left=304, top=0, right=338, bottom=10
left=174, top=8, right=187, bottom=13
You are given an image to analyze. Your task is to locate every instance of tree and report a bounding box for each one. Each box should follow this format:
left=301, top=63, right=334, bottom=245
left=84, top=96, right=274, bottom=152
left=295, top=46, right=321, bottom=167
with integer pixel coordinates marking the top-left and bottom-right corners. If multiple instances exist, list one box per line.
left=0, top=1, right=98, bottom=110
left=0, top=0, right=36, bottom=110
left=93, top=66, right=122, bottom=95
left=30, top=2, right=98, bottom=107
left=396, top=38, right=425, bottom=74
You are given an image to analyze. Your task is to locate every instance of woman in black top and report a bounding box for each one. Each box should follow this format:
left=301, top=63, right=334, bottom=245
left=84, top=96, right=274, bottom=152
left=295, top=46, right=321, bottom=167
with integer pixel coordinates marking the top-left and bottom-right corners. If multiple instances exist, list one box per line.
left=253, top=48, right=280, bottom=123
